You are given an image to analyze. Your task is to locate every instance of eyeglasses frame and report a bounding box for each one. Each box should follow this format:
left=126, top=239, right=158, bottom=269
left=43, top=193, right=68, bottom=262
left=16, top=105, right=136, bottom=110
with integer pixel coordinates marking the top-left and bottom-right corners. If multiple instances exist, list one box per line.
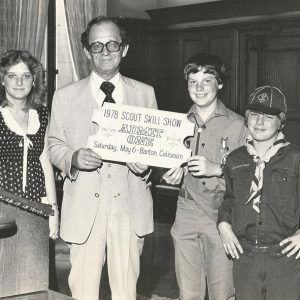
left=88, top=41, right=125, bottom=53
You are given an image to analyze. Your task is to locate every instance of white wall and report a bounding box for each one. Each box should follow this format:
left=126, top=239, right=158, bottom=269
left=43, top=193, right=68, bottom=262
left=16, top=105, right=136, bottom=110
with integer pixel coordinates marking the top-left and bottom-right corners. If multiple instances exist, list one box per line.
left=56, top=0, right=77, bottom=87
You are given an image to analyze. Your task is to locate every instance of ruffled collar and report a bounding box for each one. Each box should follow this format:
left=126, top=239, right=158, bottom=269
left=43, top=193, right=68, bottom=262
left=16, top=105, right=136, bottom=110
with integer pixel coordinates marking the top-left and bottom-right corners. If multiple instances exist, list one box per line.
left=0, top=106, right=40, bottom=135
left=0, top=106, right=40, bottom=193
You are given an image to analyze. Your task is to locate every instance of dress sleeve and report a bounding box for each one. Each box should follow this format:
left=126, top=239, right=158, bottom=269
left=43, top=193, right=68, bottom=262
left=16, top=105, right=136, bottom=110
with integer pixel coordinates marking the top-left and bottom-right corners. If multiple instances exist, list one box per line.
left=38, top=106, right=49, bottom=129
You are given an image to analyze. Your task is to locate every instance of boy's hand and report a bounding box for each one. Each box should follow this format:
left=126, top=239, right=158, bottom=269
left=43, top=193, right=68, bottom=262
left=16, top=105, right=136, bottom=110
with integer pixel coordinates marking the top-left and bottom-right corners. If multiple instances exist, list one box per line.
left=280, top=231, right=300, bottom=259
left=187, top=156, right=222, bottom=177
left=162, top=167, right=183, bottom=185
left=218, top=222, right=243, bottom=259
left=127, top=162, right=149, bottom=176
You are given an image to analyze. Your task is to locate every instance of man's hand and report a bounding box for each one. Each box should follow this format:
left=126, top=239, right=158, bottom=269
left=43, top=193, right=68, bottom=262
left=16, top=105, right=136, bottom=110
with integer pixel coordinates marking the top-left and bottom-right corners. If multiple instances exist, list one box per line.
left=187, top=156, right=222, bottom=177
left=127, top=162, right=149, bottom=176
left=218, top=222, right=243, bottom=259
left=162, top=167, right=183, bottom=185
left=72, top=148, right=102, bottom=171
left=280, top=231, right=300, bottom=259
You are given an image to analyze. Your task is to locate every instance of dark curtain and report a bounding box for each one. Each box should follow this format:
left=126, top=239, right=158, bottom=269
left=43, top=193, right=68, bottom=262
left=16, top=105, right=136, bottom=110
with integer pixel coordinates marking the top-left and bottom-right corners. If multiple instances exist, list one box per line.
left=64, top=0, right=106, bottom=80
left=0, top=0, right=49, bottom=61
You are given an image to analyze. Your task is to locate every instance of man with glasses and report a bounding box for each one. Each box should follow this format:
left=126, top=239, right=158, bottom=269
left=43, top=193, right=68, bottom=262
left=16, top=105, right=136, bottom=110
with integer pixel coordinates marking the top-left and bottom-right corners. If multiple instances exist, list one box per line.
left=48, top=16, right=157, bottom=300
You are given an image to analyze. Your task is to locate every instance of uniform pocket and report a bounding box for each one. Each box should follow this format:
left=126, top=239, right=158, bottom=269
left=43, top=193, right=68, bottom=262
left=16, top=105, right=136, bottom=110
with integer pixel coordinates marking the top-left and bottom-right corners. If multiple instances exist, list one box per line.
left=231, top=169, right=253, bottom=204
left=271, top=168, right=297, bottom=206
left=273, top=255, right=300, bottom=278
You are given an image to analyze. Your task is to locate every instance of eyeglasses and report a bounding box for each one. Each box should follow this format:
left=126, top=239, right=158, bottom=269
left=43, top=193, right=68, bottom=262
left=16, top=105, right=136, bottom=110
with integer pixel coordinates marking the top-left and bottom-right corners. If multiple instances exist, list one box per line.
left=89, top=41, right=124, bottom=53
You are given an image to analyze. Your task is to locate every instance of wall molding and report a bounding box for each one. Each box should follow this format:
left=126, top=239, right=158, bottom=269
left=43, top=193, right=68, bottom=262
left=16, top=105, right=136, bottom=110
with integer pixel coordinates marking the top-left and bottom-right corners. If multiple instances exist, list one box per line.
left=147, top=0, right=300, bottom=28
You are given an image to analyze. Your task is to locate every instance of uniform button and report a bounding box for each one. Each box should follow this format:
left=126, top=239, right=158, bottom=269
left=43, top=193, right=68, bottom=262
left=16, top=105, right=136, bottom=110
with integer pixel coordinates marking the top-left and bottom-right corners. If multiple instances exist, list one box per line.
left=95, top=193, right=99, bottom=197
left=108, top=163, right=111, bottom=167
left=107, top=174, right=111, bottom=178
left=202, top=143, right=205, bottom=147
left=258, top=221, right=262, bottom=225
left=202, top=181, right=206, bottom=185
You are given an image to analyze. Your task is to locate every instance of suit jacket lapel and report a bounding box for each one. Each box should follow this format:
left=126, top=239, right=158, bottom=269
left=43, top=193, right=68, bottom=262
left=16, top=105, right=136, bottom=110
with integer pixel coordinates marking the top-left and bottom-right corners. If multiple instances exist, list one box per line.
left=121, top=75, right=138, bottom=106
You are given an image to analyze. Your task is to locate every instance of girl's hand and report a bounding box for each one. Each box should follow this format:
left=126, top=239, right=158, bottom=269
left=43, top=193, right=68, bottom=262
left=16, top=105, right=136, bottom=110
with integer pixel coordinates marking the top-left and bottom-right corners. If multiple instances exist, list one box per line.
left=49, top=204, right=60, bottom=240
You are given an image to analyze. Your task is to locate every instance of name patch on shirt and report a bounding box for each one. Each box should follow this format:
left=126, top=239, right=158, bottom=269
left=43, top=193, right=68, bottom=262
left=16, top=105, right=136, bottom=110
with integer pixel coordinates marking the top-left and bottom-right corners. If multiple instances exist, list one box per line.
left=232, top=163, right=250, bottom=170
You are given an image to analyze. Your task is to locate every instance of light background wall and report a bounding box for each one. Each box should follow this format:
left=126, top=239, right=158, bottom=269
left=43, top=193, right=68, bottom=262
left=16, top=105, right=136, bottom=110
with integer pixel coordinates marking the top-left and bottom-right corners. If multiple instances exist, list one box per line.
left=56, top=0, right=76, bottom=88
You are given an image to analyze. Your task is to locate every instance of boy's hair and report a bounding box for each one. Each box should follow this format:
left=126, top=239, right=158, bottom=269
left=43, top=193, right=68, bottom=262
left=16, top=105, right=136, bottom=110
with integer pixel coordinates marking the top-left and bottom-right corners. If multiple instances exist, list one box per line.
left=245, top=109, right=287, bottom=126
left=184, top=53, right=226, bottom=84
left=81, top=16, right=130, bottom=51
left=0, top=49, right=47, bottom=110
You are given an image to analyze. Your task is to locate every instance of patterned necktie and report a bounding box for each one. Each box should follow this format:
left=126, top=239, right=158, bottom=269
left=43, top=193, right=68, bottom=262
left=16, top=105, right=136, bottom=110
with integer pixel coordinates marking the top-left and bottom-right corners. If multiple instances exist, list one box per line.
left=100, top=81, right=115, bottom=103
left=246, top=132, right=289, bottom=213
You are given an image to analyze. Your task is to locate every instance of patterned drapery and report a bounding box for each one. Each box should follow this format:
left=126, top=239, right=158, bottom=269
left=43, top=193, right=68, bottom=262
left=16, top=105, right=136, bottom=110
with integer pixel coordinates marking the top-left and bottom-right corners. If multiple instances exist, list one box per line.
left=0, top=0, right=49, bottom=61
left=64, top=0, right=107, bottom=80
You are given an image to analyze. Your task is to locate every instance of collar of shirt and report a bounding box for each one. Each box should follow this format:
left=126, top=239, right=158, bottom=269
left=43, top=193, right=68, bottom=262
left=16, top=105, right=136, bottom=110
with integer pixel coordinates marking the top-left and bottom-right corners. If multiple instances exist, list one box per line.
left=90, top=71, right=122, bottom=107
left=187, top=99, right=229, bottom=125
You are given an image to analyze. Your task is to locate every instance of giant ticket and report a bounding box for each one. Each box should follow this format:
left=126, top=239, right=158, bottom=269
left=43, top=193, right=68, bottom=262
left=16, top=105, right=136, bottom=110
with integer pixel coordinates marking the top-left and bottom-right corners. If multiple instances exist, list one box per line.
left=87, top=103, right=194, bottom=168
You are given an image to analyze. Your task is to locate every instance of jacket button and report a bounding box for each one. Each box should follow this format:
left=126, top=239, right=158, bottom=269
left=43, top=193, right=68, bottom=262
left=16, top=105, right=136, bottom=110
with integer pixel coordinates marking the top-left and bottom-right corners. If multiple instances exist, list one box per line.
left=202, top=181, right=206, bottom=185
left=107, top=174, right=111, bottom=178
left=95, top=193, right=99, bottom=197
left=108, top=163, right=111, bottom=167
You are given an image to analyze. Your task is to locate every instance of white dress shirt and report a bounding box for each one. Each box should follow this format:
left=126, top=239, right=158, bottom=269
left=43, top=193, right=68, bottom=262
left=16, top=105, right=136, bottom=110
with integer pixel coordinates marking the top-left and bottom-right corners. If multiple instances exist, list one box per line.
left=90, top=71, right=123, bottom=107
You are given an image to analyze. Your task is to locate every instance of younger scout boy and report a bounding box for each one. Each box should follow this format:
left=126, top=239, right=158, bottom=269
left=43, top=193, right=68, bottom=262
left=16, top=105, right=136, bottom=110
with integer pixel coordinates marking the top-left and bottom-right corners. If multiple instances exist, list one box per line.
left=218, top=86, right=300, bottom=300
left=163, top=53, right=248, bottom=300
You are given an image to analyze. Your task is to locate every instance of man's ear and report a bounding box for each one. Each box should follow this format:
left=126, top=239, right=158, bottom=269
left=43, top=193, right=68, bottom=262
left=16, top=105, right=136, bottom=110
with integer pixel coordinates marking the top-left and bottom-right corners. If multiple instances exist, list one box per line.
left=84, top=47, right=91, bottom=60
left=121, top=44, right=129, bottom=58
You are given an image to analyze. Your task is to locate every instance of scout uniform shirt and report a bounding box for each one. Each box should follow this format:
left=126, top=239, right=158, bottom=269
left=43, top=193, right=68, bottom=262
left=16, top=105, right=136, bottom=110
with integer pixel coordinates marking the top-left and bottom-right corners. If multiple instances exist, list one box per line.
left=179, top=100, right=248, bottom=221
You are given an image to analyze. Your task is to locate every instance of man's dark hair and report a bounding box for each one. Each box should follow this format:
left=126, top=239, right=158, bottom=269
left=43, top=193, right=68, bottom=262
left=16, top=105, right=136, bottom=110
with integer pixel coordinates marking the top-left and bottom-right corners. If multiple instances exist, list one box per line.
left=81, top=16, right=129, bottom=50
left=184, top=53, right=227, bottom=84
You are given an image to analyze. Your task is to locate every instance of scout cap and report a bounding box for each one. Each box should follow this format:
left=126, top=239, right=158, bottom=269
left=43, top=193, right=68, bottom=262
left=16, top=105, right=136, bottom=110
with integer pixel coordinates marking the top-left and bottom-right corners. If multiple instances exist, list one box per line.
left=245, top=86, right=287, bottom=115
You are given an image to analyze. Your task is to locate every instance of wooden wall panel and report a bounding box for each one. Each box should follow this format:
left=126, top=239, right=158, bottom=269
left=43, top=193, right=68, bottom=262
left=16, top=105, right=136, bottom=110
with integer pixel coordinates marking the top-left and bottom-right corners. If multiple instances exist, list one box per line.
left=120, top=5, right=300, bottom=145
left=183, top=38, right=207, bottom=61
left=152, top=38, right=183, bottom=111
left=121, top=37, right=153, bottom=84
left=258, top=50, right=300, bottom=109
left=244, top=30, right=300, bottom=144
left=153, top=29, right=234, bottom=113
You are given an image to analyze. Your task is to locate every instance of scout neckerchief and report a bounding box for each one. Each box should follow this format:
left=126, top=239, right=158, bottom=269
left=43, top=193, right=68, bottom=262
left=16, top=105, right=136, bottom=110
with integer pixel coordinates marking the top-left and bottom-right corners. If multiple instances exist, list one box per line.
left=246, top=132, right=289, bottom=213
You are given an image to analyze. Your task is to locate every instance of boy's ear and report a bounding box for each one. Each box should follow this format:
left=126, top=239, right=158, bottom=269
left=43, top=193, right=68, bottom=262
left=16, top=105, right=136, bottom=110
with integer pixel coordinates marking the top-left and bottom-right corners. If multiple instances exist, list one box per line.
left=279, top=123, right=285, bottom=131
left=218, top=83, right=223, bottom=90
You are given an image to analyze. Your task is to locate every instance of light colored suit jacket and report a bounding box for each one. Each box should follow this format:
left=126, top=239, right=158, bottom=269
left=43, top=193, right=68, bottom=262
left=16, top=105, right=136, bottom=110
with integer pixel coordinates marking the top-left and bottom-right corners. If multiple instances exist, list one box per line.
left=48, top=75, right=158, bottom=244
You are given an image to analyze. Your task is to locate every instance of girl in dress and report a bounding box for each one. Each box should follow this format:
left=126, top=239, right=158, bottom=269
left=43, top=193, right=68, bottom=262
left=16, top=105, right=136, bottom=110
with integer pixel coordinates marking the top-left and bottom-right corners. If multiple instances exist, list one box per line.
left=0, top=49, right=59, bottom=296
